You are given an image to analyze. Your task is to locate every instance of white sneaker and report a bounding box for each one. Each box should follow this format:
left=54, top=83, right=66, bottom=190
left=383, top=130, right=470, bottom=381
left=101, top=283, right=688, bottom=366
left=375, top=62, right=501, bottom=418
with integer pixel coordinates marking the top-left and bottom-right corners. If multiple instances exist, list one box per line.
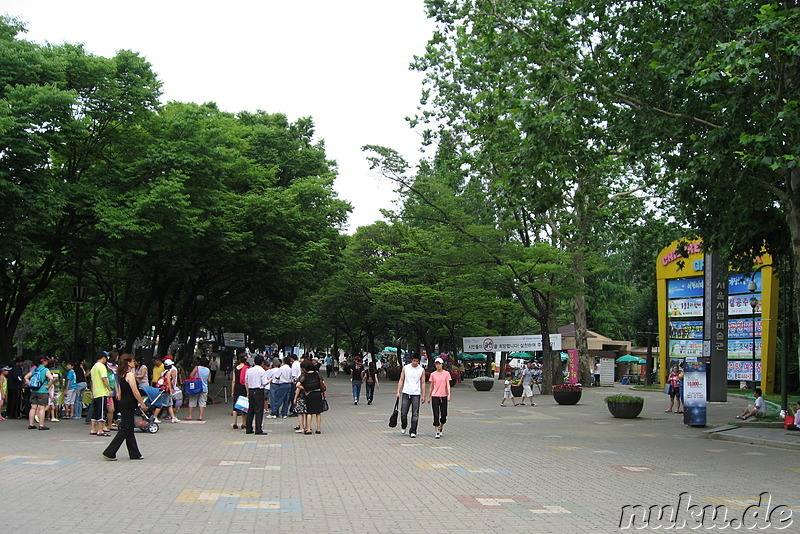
left=153, top=418, right=162, bottom=423
left=172, top=418, right=180, bottom=423
left=435, top=432, right=441, bottom=439
left=401, top=428, right=406, bottom=434
left=410, top=433, right=416, bottom=438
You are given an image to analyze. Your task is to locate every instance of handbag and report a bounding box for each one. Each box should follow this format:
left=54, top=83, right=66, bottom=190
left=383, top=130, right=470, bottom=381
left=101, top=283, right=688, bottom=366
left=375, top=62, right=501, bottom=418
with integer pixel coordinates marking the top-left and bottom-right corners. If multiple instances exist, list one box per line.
left=664, top=382, right=671, bottom=394
left=321, top=396, right=329, bottom=412
left=234, top=395, right=249, bottom=413
left=184, top=378, right=203, bottom=395
left=388, top=398, right=399, bottom=428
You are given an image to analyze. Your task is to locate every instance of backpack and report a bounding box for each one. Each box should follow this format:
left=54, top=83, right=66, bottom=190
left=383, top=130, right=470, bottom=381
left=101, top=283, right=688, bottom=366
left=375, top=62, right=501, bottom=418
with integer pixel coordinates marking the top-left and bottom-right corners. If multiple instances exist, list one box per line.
left=239, top=365, right=249, bottom=386
left=156, top=369, right=171, bottom=391
left=29, top=367, right=45, bottom=389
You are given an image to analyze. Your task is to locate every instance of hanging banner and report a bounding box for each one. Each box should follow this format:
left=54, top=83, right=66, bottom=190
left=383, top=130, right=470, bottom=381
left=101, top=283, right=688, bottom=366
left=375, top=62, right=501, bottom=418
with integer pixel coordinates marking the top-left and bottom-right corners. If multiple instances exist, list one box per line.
left=462, top=334, right=562, bottom=353
left=683, top=356, right=707, bottom=427
left=567, top=349, right=580, bottom=384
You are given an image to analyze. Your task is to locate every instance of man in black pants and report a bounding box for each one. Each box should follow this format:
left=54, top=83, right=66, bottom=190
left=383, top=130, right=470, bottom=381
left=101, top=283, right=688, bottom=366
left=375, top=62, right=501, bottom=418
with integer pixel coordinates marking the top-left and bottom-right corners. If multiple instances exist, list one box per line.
left=6, top=358, right=26, bottom=418
left=244, top=355, right=269, bottom=435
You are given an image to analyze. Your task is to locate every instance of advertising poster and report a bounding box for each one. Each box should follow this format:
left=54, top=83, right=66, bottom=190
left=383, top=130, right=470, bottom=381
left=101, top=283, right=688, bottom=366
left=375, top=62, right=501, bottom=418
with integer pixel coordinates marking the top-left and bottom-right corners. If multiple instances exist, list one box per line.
left=728, top=339, right=762, bottom=359
left=667, top=297, right=704, bottom=317
left=667, top=278, right=704, bottom=299
left=728, top=294, right=762, bottom=316
left=727, top=361, right=762, bottom=381
left=682, top=357, right=707, bottom=427
left=669, top=339, right=704, bottom=358
left=728, top=318, right=762, bottom=339
left=728, top=271, right=762, bottom=295
left=668, top=320, right=703, bottom=339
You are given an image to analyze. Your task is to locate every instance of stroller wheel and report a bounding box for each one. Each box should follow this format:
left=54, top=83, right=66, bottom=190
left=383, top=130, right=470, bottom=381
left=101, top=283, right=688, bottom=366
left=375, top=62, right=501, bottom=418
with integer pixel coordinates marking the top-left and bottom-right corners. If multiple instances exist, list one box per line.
left=148, top=422, right=159, bottom=433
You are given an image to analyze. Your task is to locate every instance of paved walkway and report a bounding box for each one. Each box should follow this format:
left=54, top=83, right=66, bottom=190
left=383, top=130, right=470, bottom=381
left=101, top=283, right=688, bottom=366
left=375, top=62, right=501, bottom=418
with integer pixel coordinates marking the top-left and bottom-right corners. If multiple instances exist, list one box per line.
left=1, top=377, right=797, bottom=533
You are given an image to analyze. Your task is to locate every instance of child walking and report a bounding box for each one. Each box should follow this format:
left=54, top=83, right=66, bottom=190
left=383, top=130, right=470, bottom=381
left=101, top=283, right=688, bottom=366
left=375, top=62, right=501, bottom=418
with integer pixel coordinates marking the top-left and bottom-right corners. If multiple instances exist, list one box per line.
left=500, top=378, right=516, bottom=406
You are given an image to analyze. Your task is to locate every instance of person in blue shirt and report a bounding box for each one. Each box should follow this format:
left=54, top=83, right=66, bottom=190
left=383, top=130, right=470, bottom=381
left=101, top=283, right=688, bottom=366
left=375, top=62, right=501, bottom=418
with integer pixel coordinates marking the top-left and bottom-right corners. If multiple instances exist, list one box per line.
left=24, top=357, right=54, bottom=430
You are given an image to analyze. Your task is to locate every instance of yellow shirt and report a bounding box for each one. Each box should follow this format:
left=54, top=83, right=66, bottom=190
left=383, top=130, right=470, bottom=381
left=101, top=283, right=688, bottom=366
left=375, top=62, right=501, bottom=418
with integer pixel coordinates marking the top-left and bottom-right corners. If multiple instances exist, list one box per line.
left=152, top=364, right=165, bottom=385
left=90, top=361, right=110, bottom=398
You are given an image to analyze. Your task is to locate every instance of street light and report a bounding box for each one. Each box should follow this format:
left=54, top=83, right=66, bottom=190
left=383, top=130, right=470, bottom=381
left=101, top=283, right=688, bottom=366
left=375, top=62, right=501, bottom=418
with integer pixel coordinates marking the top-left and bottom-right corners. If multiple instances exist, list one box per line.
left=748, top=279, right=758, bottom=391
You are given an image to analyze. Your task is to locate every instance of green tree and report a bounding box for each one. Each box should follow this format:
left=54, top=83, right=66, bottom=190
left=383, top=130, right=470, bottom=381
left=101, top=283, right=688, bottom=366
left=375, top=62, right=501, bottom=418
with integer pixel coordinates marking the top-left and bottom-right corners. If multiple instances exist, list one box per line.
left=0, top=18, right=160, bottom=361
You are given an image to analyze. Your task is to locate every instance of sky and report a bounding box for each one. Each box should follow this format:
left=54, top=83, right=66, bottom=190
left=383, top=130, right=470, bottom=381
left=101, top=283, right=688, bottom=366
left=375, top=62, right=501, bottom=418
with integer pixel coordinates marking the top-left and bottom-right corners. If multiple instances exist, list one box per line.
left=2, top=1, right=436, bottom=232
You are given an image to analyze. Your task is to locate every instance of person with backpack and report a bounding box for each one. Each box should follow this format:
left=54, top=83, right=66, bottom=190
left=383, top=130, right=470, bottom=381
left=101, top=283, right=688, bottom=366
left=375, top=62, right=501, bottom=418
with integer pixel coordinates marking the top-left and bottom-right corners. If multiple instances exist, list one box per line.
left=25, top=357, right=54, bottom=430
left=231, top=354, right=249, bottom=429
left=363, top=361, right=379, bottom=405
left=152, top=359, right=180, bottom=423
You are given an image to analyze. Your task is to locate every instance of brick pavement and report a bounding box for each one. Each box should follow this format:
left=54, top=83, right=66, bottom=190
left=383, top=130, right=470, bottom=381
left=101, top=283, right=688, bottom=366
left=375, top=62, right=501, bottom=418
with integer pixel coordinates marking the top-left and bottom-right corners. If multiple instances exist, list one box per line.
left=1, top=377, right=797, bottom=533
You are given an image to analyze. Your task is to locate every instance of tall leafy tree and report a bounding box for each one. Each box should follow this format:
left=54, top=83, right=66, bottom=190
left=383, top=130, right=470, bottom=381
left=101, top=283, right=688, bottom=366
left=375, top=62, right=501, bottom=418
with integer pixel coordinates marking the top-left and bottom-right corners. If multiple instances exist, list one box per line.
left=0, top=18, right=160, bottom=360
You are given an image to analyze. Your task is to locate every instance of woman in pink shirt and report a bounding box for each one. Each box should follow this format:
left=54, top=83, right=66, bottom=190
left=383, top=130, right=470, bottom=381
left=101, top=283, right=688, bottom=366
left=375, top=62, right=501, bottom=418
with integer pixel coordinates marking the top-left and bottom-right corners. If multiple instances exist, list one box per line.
left=427, top=358, right=452, bottom=439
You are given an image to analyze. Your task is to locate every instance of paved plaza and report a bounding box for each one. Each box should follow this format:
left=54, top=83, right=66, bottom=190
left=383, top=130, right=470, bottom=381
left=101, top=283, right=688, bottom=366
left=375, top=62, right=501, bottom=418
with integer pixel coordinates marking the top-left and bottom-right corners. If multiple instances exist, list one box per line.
left=2, top=376, right=798, bottom=533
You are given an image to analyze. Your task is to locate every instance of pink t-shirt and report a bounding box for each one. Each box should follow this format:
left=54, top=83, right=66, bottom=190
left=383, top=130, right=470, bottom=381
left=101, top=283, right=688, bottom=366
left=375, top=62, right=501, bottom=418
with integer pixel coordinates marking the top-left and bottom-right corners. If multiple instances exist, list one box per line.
left=429, top=370, right=451, bottom=398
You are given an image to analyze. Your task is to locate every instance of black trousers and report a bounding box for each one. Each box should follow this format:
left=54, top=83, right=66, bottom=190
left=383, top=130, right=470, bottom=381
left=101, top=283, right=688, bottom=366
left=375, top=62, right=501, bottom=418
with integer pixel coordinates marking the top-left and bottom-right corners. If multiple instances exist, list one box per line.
left=103, top=405, right=142, bottom=459
left=6, top=388, right=23, bottom=418
left=245, top=389, right=265, bottom=432
left=431, top=396, right=448, bottom=427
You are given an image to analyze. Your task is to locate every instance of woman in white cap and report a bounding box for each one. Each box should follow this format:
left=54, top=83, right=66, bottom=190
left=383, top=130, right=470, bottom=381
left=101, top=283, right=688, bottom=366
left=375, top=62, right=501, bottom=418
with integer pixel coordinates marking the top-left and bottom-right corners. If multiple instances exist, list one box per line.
left=152, top=358, right=180, bottom=423
left=427, top=357, right=452, bottom=439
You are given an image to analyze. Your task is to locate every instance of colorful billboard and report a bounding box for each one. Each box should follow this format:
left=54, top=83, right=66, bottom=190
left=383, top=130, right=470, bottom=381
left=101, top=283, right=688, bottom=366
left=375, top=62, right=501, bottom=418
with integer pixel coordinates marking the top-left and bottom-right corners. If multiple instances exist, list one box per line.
left=668, top=278, right=704, bottom=299
left=668, top=320, right=703, bottom=339
left=667, top=297, right=704, bottom=317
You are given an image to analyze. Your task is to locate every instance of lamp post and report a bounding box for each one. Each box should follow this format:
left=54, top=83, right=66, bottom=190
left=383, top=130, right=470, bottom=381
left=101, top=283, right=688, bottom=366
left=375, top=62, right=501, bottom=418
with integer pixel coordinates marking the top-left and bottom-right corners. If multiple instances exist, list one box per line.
left=748, top=279, right=758, bottom=391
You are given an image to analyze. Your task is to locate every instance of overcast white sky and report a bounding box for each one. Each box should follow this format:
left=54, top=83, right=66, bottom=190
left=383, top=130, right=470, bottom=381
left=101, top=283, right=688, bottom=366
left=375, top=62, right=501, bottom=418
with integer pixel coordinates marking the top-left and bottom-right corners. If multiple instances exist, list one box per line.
left=3, top=1, right=435, bottom=232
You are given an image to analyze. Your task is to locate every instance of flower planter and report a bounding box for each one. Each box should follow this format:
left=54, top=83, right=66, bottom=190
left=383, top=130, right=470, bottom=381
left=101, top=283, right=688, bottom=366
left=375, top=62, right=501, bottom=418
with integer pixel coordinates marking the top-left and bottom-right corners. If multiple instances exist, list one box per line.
left=553, top=390, right=581, bottom=405
left=607, top=401, right=643, bottom=418
left=510, top=384, right=524, bottom=397
left=473, top=380, right=495, bottom=391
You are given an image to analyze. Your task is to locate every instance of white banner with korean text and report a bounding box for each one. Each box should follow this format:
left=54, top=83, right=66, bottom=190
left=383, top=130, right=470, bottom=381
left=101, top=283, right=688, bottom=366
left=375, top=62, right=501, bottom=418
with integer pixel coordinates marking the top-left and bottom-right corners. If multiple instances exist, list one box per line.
left=462, top=335, right=562, bottom=353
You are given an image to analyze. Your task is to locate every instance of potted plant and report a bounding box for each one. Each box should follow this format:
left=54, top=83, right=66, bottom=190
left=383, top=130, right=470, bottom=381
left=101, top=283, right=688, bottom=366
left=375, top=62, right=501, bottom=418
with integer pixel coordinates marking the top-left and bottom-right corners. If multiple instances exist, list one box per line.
left=552, top=383, right=582, bottom=405
left=510, top=379, right=524, bottom=397
left=472, top=376, right=495, bottom=391
left=605, top=394, right=644, bottom=418
left=386, top=366, right=402, bottom=381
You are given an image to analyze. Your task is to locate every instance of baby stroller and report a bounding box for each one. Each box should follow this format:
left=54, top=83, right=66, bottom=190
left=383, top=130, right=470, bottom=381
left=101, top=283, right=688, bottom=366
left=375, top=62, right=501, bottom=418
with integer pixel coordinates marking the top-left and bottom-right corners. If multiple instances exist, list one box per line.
left=134, top=386, right=167, bottom=433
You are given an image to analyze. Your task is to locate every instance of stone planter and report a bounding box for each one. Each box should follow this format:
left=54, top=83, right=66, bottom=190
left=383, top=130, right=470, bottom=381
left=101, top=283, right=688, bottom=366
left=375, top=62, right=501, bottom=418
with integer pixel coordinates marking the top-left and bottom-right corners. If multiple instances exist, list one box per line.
left=552, top=390, right=582, bottom=405
left=607, top=401, right=643, bottom=418
left=472, top=379, right=495, bottom=391
left=510, top=384, right=524, bottom=397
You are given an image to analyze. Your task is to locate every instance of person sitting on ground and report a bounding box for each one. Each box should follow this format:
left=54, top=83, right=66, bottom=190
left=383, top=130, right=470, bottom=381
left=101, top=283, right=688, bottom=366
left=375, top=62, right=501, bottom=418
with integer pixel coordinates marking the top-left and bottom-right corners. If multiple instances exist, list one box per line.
left=786, top=400, right=800, bottom=431
left=736, top=388, right=766, bottom=420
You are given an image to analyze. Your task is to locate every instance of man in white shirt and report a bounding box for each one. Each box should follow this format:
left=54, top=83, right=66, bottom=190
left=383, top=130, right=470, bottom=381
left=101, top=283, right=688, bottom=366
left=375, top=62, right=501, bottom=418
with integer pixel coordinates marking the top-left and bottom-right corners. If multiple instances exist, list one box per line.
left=244, top=355, right=269, bottom=434
left=737, top=388, right=767, bottom=420
left=271, top=357, right=294, bottom=418
left=396, top=354, right=426, bottom=438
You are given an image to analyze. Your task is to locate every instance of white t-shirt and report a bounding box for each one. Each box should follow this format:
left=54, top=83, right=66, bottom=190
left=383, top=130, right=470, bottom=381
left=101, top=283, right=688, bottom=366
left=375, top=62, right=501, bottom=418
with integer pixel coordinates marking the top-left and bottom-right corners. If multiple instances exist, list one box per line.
left=401, top=364, right=425, bottom=396
left=754, top=396, right=766, bottom=415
